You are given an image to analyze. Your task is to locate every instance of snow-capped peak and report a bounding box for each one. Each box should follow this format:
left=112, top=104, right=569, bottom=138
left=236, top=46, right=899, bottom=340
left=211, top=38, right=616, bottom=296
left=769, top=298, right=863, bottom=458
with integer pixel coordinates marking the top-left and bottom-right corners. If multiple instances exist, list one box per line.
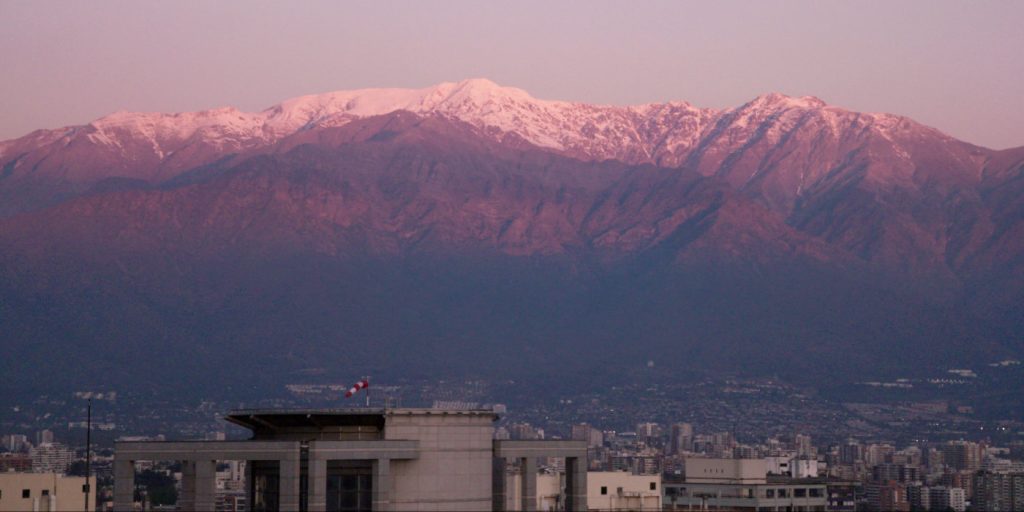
left=253, top=79, right=716, bottom=154
left=8, top=79, right=959, bottom=176
left=263, top=78, right=568, bottom=135
left=745, top=92, right=827, bottom=111
left=436, top=78, right=537, bottom=105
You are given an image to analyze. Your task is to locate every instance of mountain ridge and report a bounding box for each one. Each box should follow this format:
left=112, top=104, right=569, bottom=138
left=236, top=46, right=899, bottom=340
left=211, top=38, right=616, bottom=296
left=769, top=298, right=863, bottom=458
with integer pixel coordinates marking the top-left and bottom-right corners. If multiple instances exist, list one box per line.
left=1, top=82, right=1022, bottom=395
left=3, top=79, right=1010, bottom=214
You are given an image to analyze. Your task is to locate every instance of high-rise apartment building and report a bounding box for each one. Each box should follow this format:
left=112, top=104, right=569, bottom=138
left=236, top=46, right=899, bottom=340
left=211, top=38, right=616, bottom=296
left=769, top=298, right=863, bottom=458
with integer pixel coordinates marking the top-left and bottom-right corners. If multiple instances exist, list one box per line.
left=570, top=423, right=604, bottom=448
left=669, top=423, right=693, bottom=455
left=871, top=463, right=919, bottom=483
left=2, top=435, right=29, bottom=453
left=29, top=443, right=74, bottom=474
left=942, top=441, right=983, bottom=472
left=972, top=471, right=1024, bottom=512
left=864, top=480, right=909, bottom=512
left=794, top=434, right=814, bottom=458
left=928, top=486, right=966, bottom=512
left=34, top=430, right=53, bottom=446
left=839, top=441, right=862, bottom=465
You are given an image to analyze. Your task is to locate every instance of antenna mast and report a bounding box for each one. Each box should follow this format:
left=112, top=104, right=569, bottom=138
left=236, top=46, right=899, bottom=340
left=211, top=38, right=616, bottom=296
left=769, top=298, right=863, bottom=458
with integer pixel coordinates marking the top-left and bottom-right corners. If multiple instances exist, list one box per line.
left=84, top=398, right=91, bottom=512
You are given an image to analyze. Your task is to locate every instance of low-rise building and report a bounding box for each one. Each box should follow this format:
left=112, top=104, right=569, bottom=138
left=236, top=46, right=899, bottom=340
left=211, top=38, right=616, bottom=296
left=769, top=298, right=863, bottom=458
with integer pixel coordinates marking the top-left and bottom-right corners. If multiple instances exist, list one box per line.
left=0, top=453, right=32, bottom=472
left=586, top=471, right=660, bottom=511
left=825, top=480, right=859, bottom=512
left=663, top=458, right=827, bottom=511
left=0, top=472, right=95, bottom=512
left=504, top=470, right=660, bottom=511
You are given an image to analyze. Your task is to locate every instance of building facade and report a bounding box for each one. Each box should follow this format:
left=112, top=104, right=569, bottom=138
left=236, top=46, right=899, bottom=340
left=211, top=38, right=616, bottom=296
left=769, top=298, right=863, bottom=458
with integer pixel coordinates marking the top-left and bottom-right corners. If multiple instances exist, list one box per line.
left=972, top=471, right=1024, bottom=512
left=0, top=472, right=95, bottom=512
left=585, top=472, right=660, bottom=511
left=114, top=407, right=586, bottom=512
left=663, top=458, right=828, bottom=511
left=28, top=442, right=75, bottom=474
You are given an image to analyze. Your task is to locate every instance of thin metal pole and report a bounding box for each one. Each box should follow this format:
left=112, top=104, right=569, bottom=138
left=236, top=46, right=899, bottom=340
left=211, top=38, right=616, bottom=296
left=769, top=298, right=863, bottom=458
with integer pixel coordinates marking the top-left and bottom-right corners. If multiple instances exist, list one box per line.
left=84, top=398, right=91, bottom=512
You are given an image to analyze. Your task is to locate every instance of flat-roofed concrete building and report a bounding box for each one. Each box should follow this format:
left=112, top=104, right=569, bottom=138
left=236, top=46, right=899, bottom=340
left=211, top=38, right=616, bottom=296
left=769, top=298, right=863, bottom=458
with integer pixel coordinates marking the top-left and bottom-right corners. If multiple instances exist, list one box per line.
left=114, top=408, right=586, bottom=512
left=663, top=458, right=827, bottom=511
left=685, top=458, right=769, bottom=485
left=0, top=472, right=95, bottom=512
left=502, top=470, right=661, bottom=511
left=585, top=471, right=661, bottom=511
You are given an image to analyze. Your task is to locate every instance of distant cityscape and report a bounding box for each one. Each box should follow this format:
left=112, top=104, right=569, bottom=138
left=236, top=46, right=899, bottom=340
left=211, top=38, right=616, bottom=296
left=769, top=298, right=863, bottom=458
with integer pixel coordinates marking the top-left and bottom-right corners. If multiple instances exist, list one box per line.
left=3, top=0, right=1023, bottom=510
left=2, top=360, right=1023, bottom=511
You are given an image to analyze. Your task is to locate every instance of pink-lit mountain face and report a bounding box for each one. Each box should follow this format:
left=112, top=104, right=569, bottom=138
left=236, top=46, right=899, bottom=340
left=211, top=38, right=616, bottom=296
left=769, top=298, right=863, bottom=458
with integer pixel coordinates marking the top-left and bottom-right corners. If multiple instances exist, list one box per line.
left=2, top=79, right=1019, bottom=276
left=1, top=80, right=1022, bottom=392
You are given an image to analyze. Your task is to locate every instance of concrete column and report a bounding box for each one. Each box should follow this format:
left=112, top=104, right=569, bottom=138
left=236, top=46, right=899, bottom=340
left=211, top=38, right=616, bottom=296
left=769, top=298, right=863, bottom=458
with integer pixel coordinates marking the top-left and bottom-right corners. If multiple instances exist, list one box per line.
left=280, top=455, right=302, bottom=512
left=113, top=458, right=134, bottom=511
left=565, top=456, right=587, bottom=511
left=245, top=462, right=253, bottom=510
left=492, top=457, right=507, bottom=512
left=372, top=458, right=391, bottom=512
left=194, top=459, right=217, bottom=511
left=307, top=450, right=328, bottom=512
left=519, top=457, right=537, bottom=512
left=179, top=461, right=196, bottom=511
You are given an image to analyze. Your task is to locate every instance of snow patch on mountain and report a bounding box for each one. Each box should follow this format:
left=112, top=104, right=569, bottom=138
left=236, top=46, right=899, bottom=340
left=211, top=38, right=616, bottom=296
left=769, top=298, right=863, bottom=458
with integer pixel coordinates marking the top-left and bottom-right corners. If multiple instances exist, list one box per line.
left=2, top=79, right=968, bottom=178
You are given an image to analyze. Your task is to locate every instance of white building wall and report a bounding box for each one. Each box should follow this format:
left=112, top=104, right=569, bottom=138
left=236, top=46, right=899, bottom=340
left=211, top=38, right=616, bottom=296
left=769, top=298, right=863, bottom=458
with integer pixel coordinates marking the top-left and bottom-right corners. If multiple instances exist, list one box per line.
left=537, top=473, right=563, bottom=511
left=686, top=458, right=768, bottom=484
left=507, top=470, right=662, bottom=511
left=587, top=471, right=661, bottom=511
left=0, top=473, right=94, bottom=512
left=791, top=458, right=818, bottom=478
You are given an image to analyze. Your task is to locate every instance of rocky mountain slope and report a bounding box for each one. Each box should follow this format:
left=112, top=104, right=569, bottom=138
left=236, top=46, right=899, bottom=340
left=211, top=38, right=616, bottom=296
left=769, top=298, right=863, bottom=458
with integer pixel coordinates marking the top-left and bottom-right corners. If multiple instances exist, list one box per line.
left=1, top=81, right=1021, bottom=395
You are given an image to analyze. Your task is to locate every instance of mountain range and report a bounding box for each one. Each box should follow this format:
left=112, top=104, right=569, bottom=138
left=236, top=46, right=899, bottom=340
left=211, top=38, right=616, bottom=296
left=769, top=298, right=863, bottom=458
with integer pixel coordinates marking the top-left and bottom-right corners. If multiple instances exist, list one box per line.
left=2, top=79, right=1022, bottom=396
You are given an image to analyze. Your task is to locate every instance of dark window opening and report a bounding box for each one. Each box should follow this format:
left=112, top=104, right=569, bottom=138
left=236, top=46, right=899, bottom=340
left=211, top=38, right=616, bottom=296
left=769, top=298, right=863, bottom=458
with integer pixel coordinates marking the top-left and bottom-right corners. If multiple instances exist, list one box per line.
left=22, top=489, right=30, bottom=499
left=600, top=486, right=608, bottom=495
left=327, top=474, right=372, bottom=512
left=250, top=461, right=280, bottom=512
left=326, top=462, right=373, bottom=512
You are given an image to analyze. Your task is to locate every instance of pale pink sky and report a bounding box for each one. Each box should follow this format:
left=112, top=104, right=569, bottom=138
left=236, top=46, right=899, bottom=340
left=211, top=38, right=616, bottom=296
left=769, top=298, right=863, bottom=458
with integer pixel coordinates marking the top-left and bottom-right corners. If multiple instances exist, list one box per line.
left=1, top=1, right=1022, bottom=149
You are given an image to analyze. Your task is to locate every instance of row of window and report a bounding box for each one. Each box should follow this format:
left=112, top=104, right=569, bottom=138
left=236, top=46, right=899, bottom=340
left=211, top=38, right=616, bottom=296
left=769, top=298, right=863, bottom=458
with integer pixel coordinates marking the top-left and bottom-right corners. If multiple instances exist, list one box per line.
left=667, top=486, right=825, bottom=499
left=0, top=489, right=50, bottom=499
left=765, top=488, right=824, bottom=498
left=598, top=481, right=658, bottom=495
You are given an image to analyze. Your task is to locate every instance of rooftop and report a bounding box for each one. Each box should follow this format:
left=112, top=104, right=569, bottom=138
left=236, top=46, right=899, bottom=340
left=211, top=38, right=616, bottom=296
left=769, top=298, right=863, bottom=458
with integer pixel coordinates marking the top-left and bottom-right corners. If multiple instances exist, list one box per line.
left=225, top=407, right=498, bottom=433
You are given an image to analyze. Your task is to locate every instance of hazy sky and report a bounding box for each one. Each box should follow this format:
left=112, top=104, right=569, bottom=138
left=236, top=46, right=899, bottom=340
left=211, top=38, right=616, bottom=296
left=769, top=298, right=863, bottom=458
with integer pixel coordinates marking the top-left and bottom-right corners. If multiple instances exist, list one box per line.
left=2, top=1, right=1022, bottom=148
